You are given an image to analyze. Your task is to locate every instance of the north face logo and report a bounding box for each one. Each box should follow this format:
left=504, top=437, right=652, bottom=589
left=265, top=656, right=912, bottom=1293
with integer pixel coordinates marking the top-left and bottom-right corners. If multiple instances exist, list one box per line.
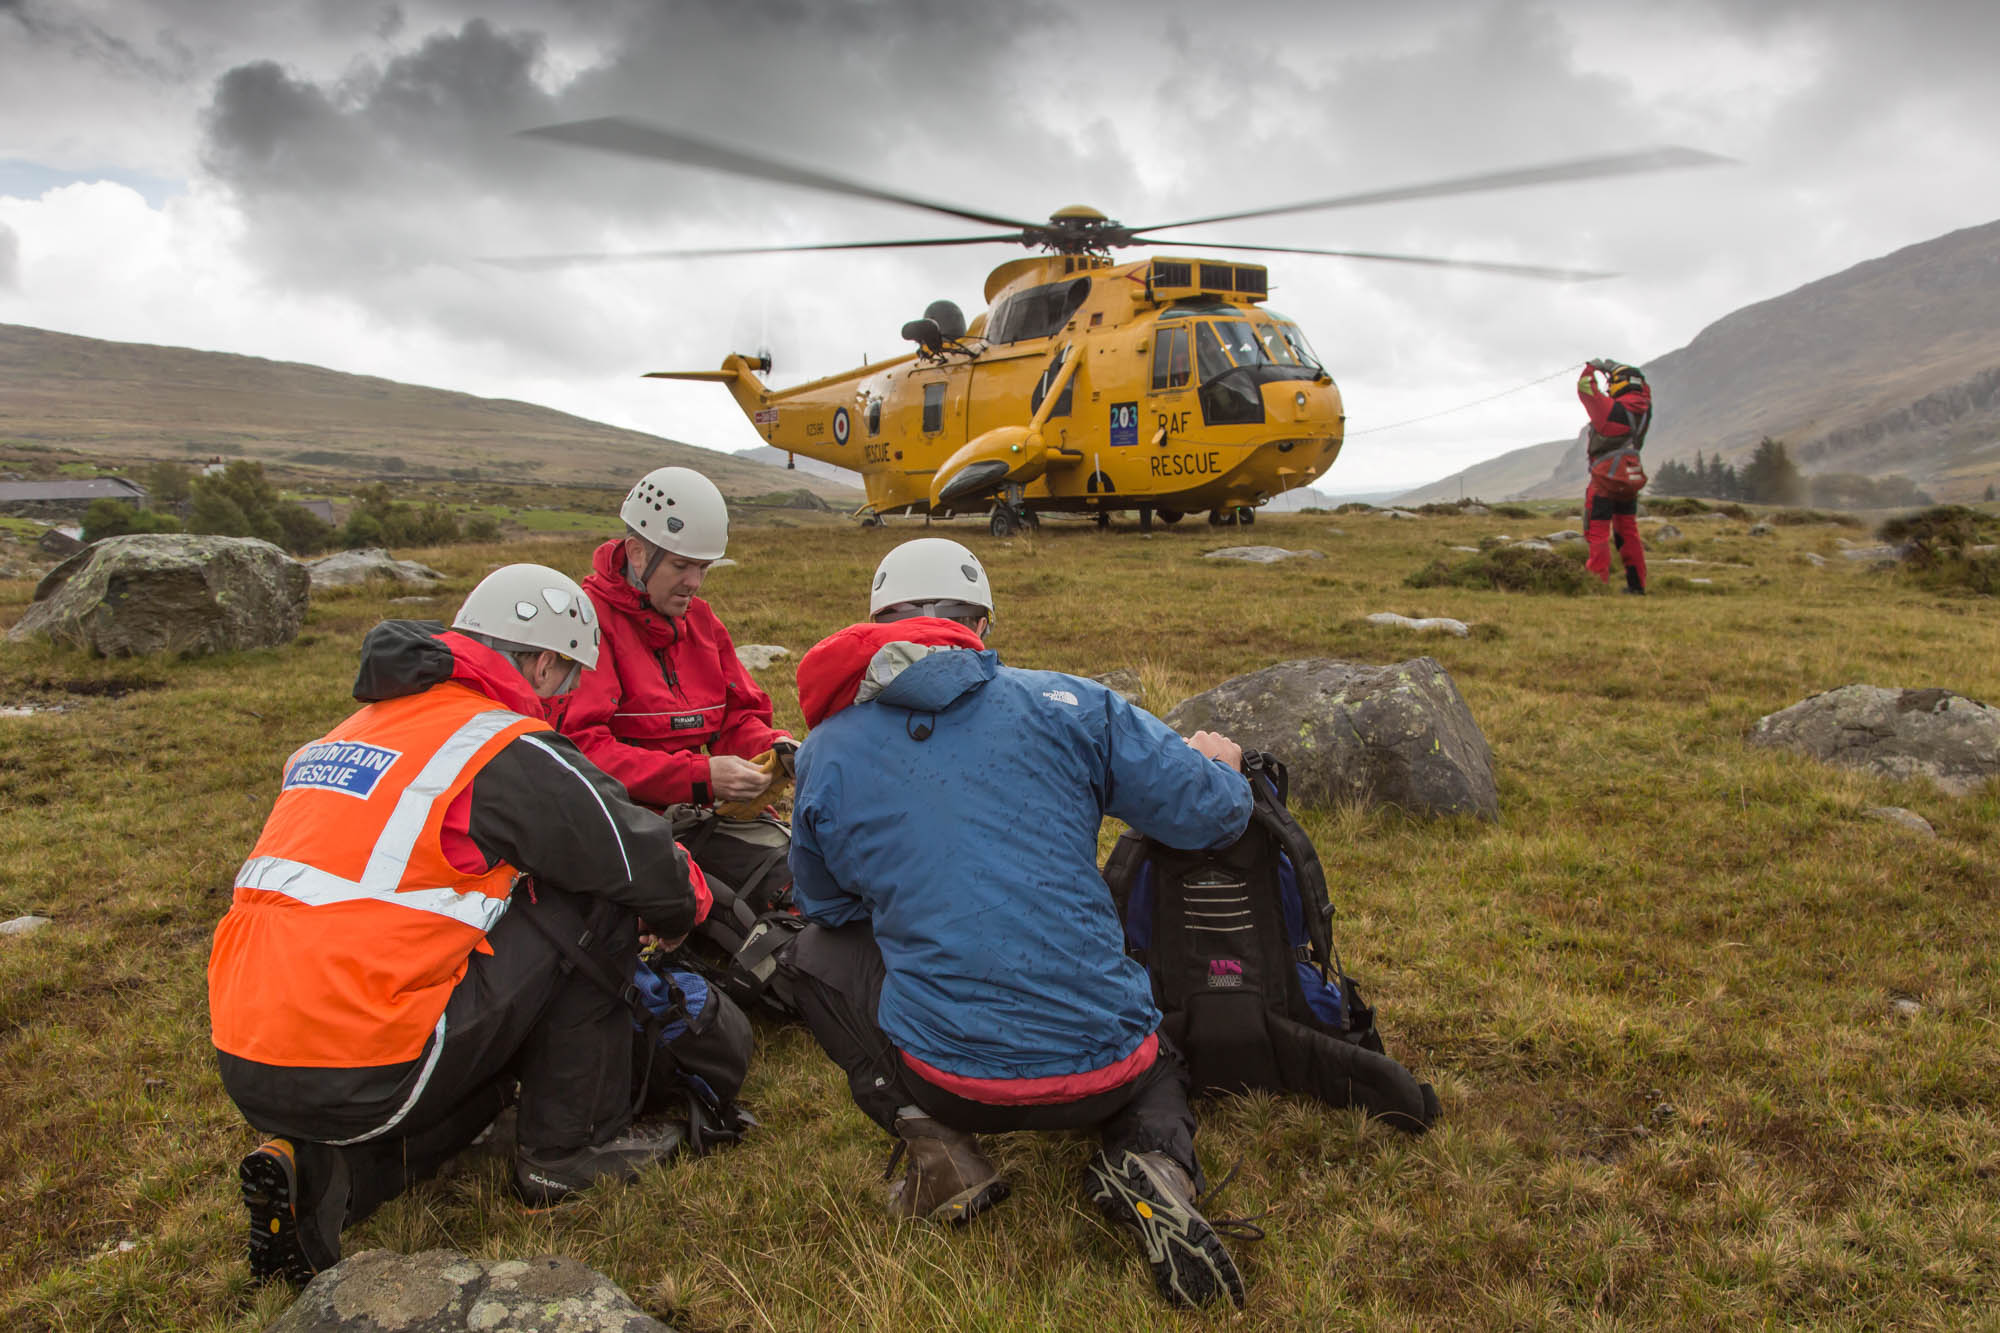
left=1206, top=959, right=1243, bottom=989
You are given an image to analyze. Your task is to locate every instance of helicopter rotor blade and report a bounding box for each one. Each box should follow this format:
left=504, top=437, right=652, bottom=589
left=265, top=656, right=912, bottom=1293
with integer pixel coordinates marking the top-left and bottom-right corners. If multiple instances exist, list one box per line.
left=1135, top=238, right=1614, bottom=282
left=519, top=117, right=1043, bottom=233
left=484, top=234, right=1029, bottom=271
left=1131, top=145, right=1731, bottom=234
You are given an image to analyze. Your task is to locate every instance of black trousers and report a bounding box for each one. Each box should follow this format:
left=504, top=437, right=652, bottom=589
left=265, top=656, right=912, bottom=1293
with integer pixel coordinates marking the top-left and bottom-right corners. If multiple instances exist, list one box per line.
left=787, top=920, right=1201, bottom=1180
left=218, top=885, right=638, bottom=1226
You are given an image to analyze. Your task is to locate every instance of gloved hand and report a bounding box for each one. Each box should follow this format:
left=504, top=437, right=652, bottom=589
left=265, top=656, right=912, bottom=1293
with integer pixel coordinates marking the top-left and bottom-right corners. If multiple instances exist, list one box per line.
left=714, top=749, right=792, bottom=821
left=772, top=738, right=799, bottom=777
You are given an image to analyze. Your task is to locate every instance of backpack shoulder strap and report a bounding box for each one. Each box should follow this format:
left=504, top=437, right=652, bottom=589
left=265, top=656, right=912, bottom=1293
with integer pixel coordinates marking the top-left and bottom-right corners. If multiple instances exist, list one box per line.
left=1242, top=752, right=1336, bottom=970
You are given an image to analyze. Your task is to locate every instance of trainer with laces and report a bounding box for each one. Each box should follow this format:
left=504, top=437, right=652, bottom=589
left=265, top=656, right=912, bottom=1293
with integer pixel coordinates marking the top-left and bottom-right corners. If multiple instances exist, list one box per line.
left=210, top=566, right=710, bottom=1283
left=784, top=539, right=1254, bottom=1309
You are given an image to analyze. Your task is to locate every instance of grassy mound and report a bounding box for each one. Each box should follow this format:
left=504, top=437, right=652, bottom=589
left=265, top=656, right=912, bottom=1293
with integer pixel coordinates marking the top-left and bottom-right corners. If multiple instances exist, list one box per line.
left=1406, top=544, right=1596, bottom=594
left=1877, top=505, right=2000, bottom=594
left=1768, top=508, right=1864, bottom=528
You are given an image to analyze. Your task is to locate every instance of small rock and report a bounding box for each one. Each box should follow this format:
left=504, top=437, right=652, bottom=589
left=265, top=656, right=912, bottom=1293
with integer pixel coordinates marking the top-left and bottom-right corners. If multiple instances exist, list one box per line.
left=1543, top=529, right=1584, bottom=543
left=1447, top=545, right=1481, bottom=553
left=268, top=1249, right=671, bottom=1333
left=1689, top=512, right=1731, bottom=522
left=1510, top=539, right=1555, bottom=552
left=1687, top=577, right=1714, bottom=585
left=1383, top=509, right=1420, bottom=520
left=1365, top=612, right=1471, bottom=637
left=1654, top=524, right=1683, bottom=542
left=1202, top=546, right=1326, bottom=563
left=1892, top=997, right=1922, bottom=1019
left=734, top=644, right=790, bottom=672
left=0, top=915, right=53, bottom=937
left=1802, top=552, right=1827, bottom=568
left=1841, top=544, right=1907, bottom=563
left=1091, top=667, right=1145, bottom=707
left=389, top=595, right=439, bottom=605
left=1749, top=522, right=1776, bottom=536
left=1461, top=504, right=1490, bottom=516
left=1863, top=806, right=1936, bottom=838
left=88, top=1239, right=138, bottom=1262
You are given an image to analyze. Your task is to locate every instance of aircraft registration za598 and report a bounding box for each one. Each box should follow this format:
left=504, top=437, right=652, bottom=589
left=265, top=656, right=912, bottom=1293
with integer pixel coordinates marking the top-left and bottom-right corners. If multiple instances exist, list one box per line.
left=507, top=119, right=1727, bottom=535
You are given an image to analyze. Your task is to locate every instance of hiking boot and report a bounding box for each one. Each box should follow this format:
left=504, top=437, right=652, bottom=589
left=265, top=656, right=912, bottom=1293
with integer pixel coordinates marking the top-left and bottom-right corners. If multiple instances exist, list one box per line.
left=884, top=1116, right=1009, bottom=1225
left=1623, top=584, right=1647, bottom=596
left=512, top=1118, right=687, bottom=1208
left=1085, top=1149, right=1245, bottom=1310
left=239, top=1138, right=344, bottom=1286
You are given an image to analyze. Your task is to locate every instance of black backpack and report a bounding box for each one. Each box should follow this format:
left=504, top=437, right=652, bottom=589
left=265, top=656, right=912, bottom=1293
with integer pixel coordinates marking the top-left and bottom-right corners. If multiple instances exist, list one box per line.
left=1103, top=752, right=1440, bottom=1133
left=667, top=810, right=806, bottom=1019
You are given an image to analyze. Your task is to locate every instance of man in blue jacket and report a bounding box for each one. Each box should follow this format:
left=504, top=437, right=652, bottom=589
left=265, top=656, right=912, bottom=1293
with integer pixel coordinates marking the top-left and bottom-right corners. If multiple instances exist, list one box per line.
left=786, top=538, right=1255, bottom=1310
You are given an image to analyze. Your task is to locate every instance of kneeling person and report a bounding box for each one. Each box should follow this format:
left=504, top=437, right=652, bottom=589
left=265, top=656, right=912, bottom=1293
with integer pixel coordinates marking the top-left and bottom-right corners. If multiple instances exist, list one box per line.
left=210, top=566, right=708, bottom=1284
left=786, top=539, right=1257, bottom=1310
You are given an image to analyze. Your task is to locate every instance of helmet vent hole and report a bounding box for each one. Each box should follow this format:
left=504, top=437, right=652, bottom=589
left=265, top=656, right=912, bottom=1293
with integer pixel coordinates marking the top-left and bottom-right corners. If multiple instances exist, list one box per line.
left=514, top=601, right=538, bottom=620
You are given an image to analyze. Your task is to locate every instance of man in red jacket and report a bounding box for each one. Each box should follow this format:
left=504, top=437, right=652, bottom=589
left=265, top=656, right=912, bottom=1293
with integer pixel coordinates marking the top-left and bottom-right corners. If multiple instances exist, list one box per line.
left=1578, top=359, right=1653, bottom=595
left=557, top=466, right=797, bottom=931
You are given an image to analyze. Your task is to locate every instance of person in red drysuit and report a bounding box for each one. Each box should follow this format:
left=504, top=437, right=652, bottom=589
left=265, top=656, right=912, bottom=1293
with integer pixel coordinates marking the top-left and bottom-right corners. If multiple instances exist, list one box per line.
left=1578, top=360, right=1653, bottom=594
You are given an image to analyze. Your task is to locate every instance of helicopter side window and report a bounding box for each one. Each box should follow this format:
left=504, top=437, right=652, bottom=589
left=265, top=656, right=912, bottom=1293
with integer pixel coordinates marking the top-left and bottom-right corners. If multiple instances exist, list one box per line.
left=867, top=397, right=883, bottom=435
left=1150, top=326, right=1190, bottom=390
left=922, top=381, right=946, bottom=433
left=988, top=277, right=1091, bottom=343
left=1195, top=323, right=1235, bottom=385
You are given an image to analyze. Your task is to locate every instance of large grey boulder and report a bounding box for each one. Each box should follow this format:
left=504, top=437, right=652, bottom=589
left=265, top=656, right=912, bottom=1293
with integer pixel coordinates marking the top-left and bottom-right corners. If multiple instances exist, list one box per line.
left=7, top=534, right=308, bottom=657
left=308, top=548, right=445, bottom=590
left=1749, top=685, right=2000, bottom=796
left=1163, top=657, right=1497, bottom=818
left=268, top=1250, right=667, bottom=1333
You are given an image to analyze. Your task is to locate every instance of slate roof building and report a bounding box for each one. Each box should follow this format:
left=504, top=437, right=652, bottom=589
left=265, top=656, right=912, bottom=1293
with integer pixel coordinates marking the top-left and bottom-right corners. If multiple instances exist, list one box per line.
left=0, top=478, right=150, bottom=520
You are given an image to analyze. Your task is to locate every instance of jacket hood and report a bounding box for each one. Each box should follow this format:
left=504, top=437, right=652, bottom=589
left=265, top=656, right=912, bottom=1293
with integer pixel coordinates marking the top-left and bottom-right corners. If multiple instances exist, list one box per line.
left=584, top=537, right=709, bottom=650
left=797, top=619, right=988, bottom=726
left=352, top=620, right=548, bottom=717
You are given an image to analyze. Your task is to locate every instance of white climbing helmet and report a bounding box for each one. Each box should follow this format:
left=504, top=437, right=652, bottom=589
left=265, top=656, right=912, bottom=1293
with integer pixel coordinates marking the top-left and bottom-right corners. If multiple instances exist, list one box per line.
left=619, top=466, right=729, bottom=561
left=869, top=538, right=995, bottom=624
left=452, top=563, right=601, bottom=670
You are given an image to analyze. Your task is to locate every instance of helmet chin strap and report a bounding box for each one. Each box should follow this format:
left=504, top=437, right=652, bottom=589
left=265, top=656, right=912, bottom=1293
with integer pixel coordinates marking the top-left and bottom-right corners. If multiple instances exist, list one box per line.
left=631, top=539, right=674, bottom=615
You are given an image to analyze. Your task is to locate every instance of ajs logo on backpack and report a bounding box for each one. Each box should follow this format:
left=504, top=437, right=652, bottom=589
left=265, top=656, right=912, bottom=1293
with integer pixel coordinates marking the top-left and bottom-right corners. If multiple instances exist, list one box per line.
left=1590, top=446, right=1648, bottom=501
left=1103, top=752, right=1439, bottom=1133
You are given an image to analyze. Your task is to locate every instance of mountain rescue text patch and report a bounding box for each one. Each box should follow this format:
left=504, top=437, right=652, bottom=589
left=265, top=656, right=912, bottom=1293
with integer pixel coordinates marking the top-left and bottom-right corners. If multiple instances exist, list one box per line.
left=283, top=741, right=403, bottom=798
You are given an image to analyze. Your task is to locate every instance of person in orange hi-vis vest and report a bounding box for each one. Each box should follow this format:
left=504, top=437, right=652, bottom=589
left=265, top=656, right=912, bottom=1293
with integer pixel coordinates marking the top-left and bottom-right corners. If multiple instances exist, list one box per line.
left=210, top=565, right=711, bottom=1285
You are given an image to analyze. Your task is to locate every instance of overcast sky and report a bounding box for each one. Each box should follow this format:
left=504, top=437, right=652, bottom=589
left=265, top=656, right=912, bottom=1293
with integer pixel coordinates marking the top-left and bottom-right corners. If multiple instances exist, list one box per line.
left=4, top=0, right=1999, bottom=493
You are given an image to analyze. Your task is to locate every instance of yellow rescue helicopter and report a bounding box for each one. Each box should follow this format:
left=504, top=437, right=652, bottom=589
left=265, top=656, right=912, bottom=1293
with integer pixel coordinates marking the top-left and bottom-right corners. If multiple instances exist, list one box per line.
left=512, top=120, right=1722, bottom=535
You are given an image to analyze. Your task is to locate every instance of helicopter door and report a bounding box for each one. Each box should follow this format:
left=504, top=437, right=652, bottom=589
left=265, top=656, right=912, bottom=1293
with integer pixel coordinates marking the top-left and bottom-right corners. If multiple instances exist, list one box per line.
left=1148, top=323, right=1194, bottom=443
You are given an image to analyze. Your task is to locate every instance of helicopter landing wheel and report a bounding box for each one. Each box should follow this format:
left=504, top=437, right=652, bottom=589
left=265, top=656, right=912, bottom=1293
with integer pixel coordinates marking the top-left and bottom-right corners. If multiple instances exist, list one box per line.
left=1095, top=510, right=1110, bottom=530
left=1237, top=506, right=1257, bottom=526
left=860, top=512, right=884, bottom=528
left=1208, top=508, right=1237, bottom=526
left=1157, top=508, right=1184, bottom=526
left=1022, top=506, right=1041, bottom=531
left=989, top=507, right=1019, bottom=538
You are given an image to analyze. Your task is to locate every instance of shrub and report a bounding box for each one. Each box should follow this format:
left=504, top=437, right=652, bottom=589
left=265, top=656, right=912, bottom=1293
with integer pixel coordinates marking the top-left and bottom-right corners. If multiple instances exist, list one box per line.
left=1406, top=544, right=1595, bottom=594
left=1768, top=508, right=1863, bottom=528
left=1491, top=503, right=1538, bottom=519
left=1878, top=506, right=2000, bottom=593
left=81, top=499, right=182, bottom=542
left=1645, top=496, right=1711, bottom=517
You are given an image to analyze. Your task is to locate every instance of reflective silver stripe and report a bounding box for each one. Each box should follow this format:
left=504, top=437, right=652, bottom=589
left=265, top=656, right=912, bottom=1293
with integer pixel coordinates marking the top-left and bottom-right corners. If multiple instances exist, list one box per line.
left=519, top=733, right=633, bottom=882
left=235, top=855, right=510, bottom=932
left=325, top=1011, right=450, bottom=1146
left=361, top=709, right=525, bottom=893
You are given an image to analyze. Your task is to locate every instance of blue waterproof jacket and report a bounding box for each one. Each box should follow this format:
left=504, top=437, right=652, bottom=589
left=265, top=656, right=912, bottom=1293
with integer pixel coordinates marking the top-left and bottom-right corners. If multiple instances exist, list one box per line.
left=790, top=635, right=1252, bottom=1082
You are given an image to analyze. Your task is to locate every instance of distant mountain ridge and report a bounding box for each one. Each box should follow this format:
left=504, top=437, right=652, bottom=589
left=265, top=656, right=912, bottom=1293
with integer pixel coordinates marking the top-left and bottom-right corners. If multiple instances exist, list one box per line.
left=0, top=323, right=860, bottom=499
left=1396, top=219, right=2000, bottom=504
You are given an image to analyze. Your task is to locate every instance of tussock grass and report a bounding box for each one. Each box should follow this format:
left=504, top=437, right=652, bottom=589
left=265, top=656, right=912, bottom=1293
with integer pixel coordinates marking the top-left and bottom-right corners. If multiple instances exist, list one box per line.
left=1406, top=544, right=1596, bottom=594
left=2, top=511, right=1997, bottom=1330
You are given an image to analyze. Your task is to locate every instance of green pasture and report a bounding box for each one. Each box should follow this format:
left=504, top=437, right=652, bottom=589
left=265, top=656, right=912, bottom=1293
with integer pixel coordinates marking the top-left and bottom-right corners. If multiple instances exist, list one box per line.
left=0, top=509, right=1995, bottom=1331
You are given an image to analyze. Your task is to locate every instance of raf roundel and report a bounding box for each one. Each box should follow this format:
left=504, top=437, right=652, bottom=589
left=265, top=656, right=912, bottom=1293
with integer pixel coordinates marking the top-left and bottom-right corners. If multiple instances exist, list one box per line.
left=831, top=406, right=850, bottom=446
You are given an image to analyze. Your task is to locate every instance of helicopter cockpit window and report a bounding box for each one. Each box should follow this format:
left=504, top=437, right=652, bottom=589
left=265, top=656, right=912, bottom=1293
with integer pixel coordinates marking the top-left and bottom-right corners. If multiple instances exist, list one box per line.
left=987, top=277, right=1091, bottom=343
left=922, top=382, right=945, bottom=433
left=1150, top=326, right=1191, bottom=390
left=1194, top=317, right=1320, bottom=426
left=1254, top=322, right=1302, bottom=366
left=1264, top=311, right=1324, bottom=372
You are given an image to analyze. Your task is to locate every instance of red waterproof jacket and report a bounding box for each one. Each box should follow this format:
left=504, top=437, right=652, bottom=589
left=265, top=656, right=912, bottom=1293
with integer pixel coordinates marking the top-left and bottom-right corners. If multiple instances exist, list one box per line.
left=557, top=539, right=788, bottom=809
left=1578, top=367, right=1653, bottom=455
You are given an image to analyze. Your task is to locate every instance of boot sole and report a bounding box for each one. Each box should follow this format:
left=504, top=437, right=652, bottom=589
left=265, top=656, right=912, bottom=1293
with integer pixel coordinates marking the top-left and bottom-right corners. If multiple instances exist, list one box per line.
left=925, top=1176, right=1011, bottom=1226
left=1085, top=1153, right=1244, bottom=1309
left=240, top=1143, right=317, bottom=1287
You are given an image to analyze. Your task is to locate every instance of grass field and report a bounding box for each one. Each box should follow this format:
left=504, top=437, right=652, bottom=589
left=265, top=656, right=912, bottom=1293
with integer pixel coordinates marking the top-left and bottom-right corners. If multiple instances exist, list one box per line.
left=1, top=508, right=1996, bottom=1331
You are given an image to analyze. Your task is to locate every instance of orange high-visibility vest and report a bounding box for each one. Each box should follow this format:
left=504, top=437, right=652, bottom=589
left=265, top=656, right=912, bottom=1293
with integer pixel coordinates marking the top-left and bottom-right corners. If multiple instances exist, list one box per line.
left=209, top=681, right=550, bottom=1070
